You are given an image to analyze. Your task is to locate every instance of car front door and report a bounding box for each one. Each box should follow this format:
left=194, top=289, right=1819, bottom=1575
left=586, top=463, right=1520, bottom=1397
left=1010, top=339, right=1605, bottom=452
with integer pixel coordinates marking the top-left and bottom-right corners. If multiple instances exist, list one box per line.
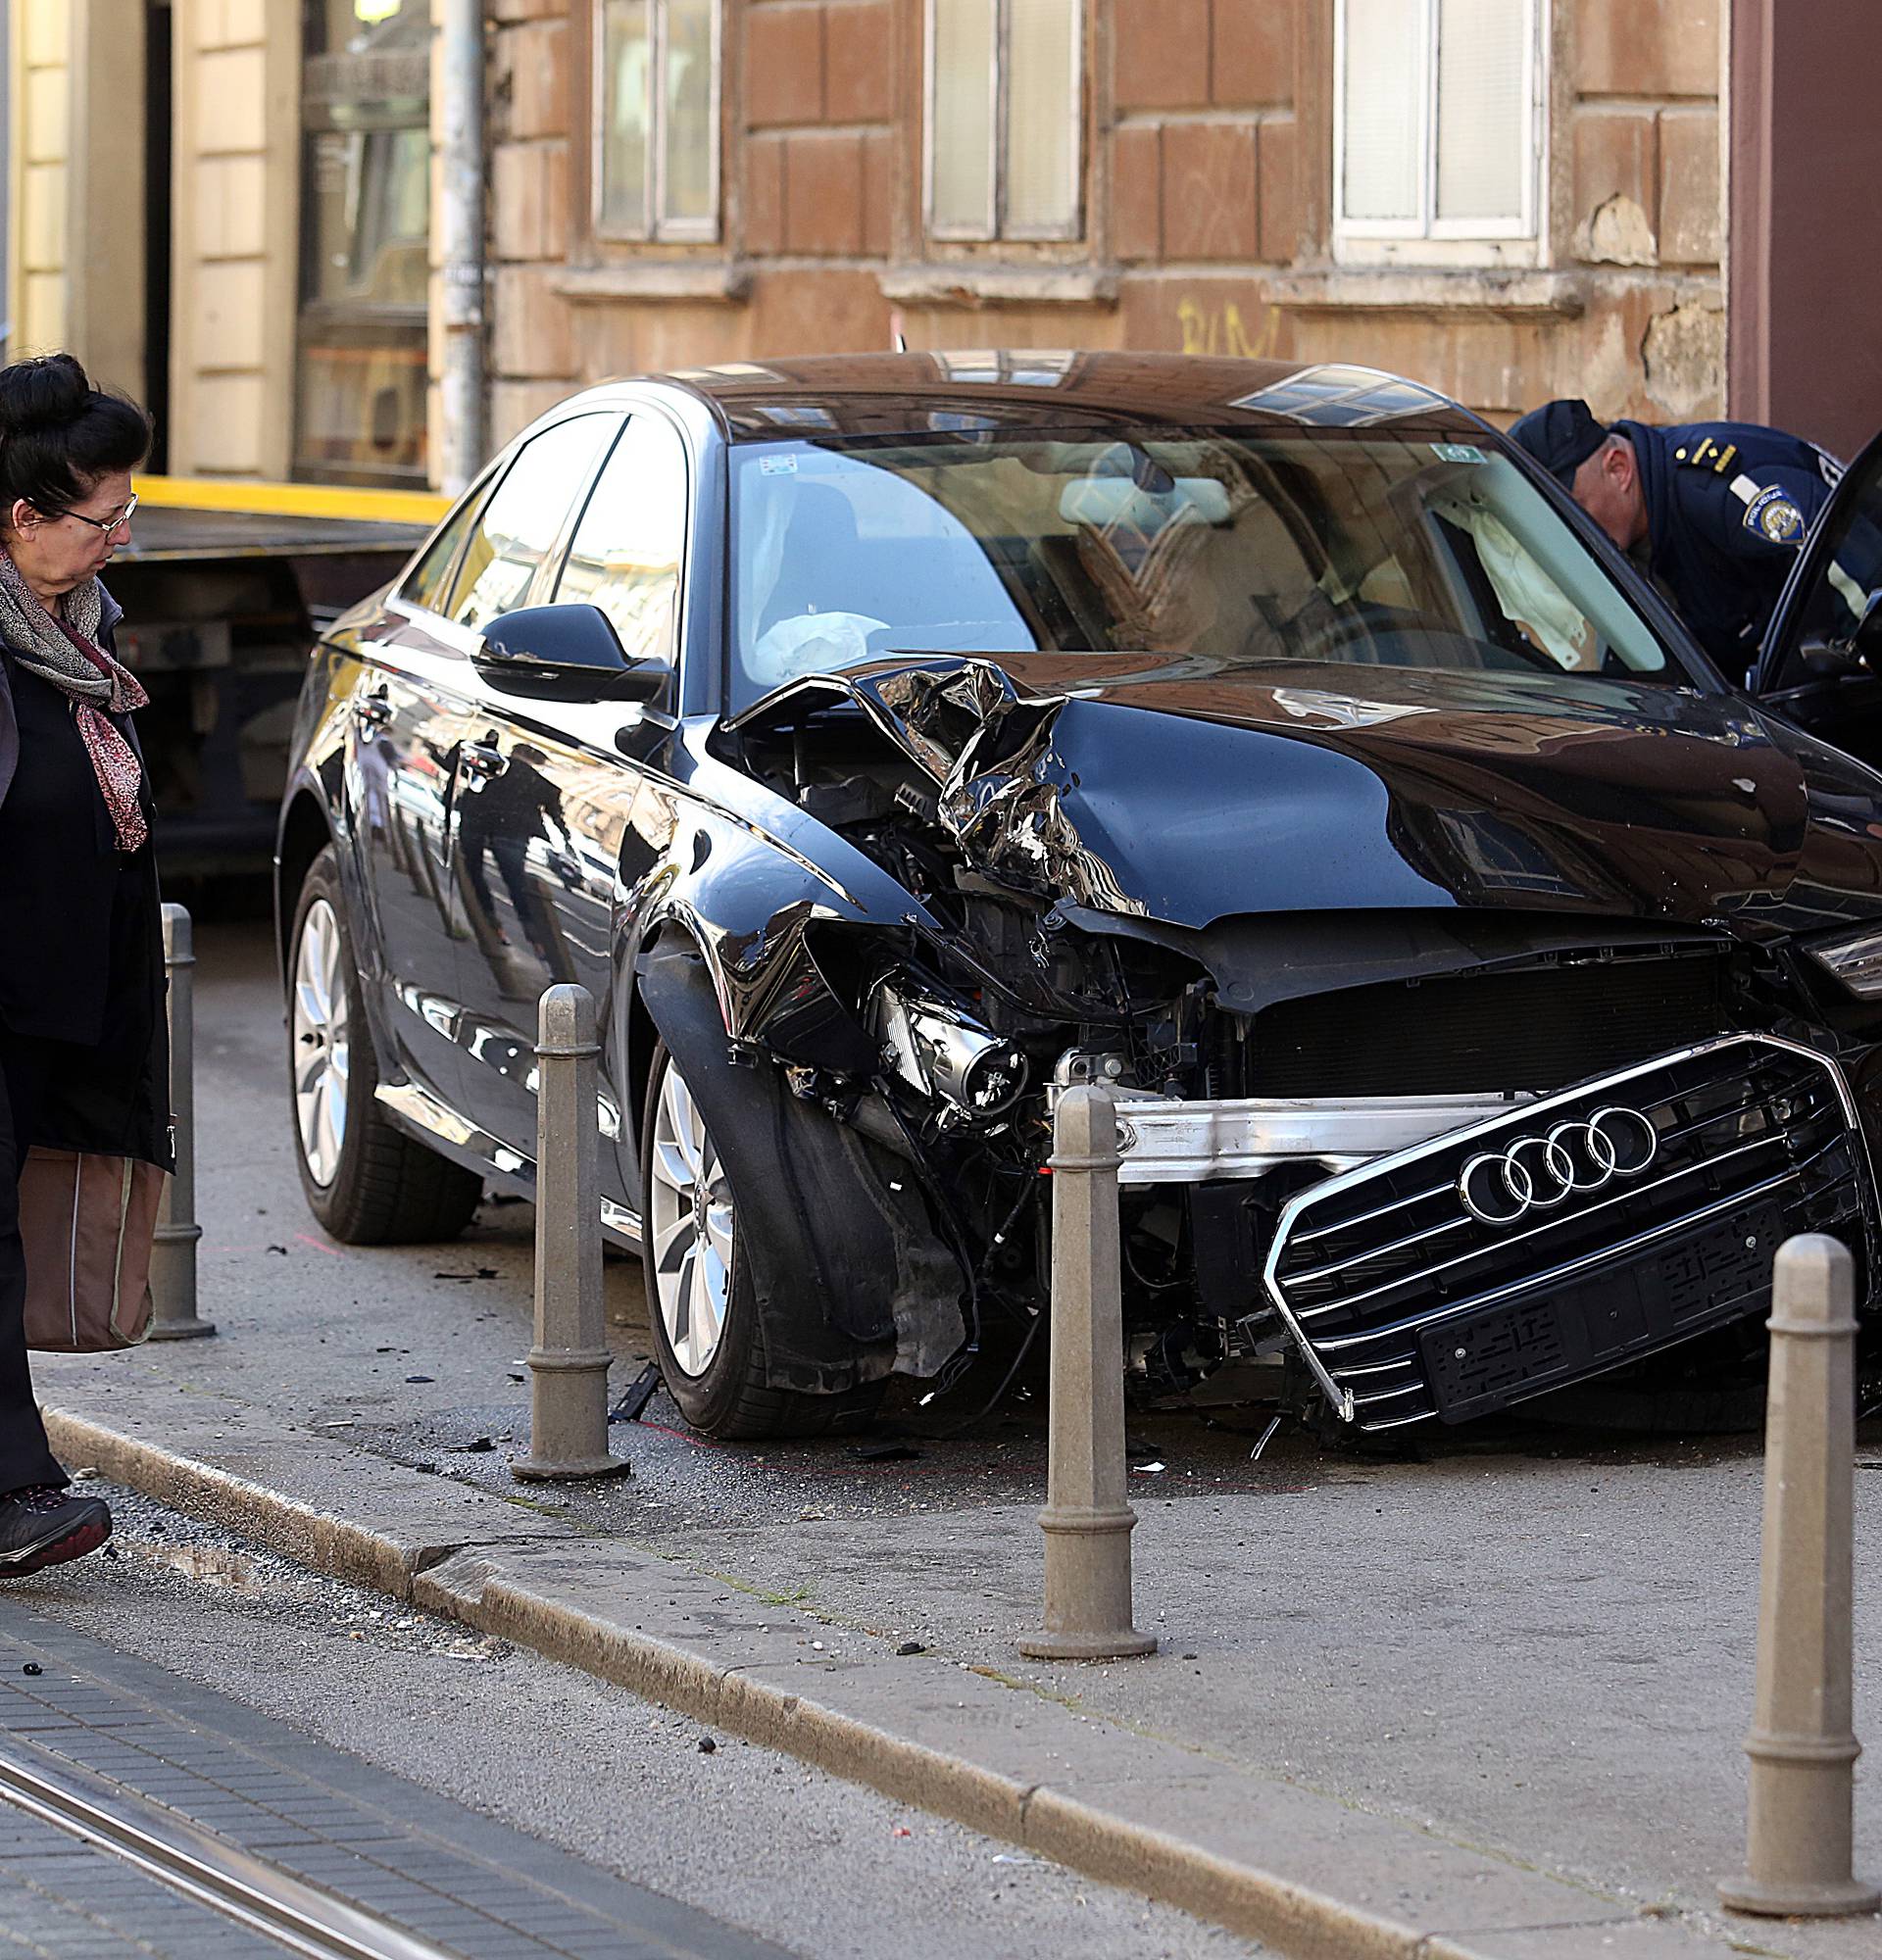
left=355, top=414, right=619, bottom=1121
left=453, top=411, right=689, bottom=1218
left=1751, top=428, right=1882, bottom=768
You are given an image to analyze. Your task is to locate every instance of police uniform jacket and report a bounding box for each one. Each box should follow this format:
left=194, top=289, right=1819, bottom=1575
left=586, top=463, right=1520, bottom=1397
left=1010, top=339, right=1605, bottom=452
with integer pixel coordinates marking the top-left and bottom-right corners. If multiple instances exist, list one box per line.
left=1614, top=417, right=1841, bottom=676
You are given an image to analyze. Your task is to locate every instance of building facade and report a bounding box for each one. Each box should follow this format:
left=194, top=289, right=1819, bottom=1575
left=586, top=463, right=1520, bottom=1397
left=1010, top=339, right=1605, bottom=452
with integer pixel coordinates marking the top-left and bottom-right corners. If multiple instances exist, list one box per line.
left=5, top=1, right=1876, bottom=490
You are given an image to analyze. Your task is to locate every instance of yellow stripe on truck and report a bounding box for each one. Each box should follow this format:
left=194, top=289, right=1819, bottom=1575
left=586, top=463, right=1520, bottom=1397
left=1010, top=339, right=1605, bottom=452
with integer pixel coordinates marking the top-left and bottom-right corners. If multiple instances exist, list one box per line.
left=137, top=474, right=451, bottom=526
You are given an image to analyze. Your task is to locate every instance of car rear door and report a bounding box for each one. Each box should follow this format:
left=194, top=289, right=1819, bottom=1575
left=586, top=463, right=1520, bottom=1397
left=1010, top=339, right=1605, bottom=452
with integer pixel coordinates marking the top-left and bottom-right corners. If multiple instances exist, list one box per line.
left=1751, top=428, right=1882, bottom=768
left=452, top=411, right=689, bottom=1216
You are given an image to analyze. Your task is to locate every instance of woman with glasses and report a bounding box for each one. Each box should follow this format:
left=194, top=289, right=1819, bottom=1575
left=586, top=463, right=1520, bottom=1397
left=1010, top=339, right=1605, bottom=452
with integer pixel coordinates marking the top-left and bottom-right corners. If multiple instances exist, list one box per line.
left=0, top=352, right=166, bottom=1578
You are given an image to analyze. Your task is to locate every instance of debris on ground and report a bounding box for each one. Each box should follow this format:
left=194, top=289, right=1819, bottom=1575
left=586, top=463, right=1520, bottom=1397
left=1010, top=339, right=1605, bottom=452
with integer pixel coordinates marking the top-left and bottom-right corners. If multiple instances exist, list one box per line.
left=609, top=1362, right=662, bottom=1426
left=851, top=1442, right=924, bottom=1464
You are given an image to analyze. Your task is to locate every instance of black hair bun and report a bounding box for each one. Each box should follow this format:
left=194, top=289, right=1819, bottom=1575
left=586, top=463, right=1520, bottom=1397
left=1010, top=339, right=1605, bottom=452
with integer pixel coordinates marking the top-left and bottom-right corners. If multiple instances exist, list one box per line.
left=0, top=353, right=91, bottom=435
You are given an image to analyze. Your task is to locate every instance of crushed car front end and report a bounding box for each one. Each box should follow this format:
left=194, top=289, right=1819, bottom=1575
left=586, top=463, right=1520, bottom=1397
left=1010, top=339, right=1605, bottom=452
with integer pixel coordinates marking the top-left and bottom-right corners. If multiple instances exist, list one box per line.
left=680, top=361, right=1882, bottom=1433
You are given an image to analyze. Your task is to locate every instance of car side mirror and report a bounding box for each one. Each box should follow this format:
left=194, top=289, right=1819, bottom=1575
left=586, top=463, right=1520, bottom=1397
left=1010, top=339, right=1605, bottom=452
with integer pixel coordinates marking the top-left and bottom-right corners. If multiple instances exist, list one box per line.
left=474, top=604, right=672, bottom=705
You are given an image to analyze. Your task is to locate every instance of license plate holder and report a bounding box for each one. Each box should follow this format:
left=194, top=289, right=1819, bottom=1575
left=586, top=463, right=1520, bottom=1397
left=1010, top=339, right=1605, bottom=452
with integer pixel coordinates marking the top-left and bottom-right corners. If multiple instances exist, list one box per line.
left=1418, top=1199, right=1788, bottom=1423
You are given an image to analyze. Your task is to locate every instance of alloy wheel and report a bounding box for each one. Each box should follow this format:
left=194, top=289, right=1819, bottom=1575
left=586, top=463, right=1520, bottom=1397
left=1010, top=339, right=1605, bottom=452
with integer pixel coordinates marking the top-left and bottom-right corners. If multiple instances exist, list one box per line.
left=648, top=1060, right=734, bottom=1377
left=292, top=897, right=350, bottom=1188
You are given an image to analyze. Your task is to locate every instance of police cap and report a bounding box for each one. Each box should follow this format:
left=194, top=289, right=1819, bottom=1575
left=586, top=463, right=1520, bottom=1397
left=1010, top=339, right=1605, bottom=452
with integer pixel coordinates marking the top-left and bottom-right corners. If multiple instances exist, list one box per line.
left=1508, top=399, right=1610, bottom=488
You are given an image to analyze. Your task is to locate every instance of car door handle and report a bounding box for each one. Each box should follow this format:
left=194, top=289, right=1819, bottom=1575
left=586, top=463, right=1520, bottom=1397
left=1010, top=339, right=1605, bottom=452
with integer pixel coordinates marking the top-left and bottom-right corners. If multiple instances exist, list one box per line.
left=460, top=741, right=507, bottom=781
left=355, top=693, right=394, bottom=730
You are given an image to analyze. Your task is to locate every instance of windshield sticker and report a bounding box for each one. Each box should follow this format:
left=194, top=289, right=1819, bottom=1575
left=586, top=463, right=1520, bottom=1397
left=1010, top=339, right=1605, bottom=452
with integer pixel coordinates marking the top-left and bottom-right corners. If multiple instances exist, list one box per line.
left=1430, top=443, right=1486, bottom=465
left=759, top=454, right=798, bottom=475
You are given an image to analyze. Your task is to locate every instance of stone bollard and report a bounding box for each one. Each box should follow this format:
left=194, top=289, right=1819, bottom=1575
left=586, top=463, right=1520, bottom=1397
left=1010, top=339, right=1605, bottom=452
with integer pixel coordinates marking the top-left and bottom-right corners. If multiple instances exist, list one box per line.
left=1018, top=1083, right=1155, bottom=1661
left=1719, top=1234, right=1878, bottom=1917
left=148, top=904, right=214, bottom=1341
left=513, top=984, right=628, bottom=1482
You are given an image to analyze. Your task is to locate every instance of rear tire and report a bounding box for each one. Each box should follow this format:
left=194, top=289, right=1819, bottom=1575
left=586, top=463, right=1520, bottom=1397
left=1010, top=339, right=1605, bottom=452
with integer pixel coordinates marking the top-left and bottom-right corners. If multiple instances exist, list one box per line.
left=640, top=1040, right=880, bottom=1439
left=287, top=845, right=483, bottom=1244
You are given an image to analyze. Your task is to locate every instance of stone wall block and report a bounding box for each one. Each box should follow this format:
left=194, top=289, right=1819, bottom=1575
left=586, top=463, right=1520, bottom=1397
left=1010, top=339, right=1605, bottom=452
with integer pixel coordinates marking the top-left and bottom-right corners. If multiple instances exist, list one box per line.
left=187, top=374, right=267, bottom=474
left=492, top=265, right=576, bottom=379
left=1572, top=108, right=1660, bottom=266
left=194, top=155, right=267, bottom=261
left=1112, top=125, right=1163, bottom=262
left=1213, top=0, right=1293, bottom=108
left=825, top=1, right=893, bottom=124
left=1160, top=120, right=1259, bottom=262
left=493, top=143, right=571, bottom=262
left=491, top=379, right=578, bottom=451
left=194, top=46, right=267, bottom=154
left=503, top=18, right=571, bottom=143
left=1257, top=117, right=1300, bottom=263
left=1114, top=0, right=1211, bottom=112
left=861, top=128, right=895, bottom=256
left=1658, top=109, right=1720, bottom=266
left=195, top=260, right=268, bottom=369
left=783, top=130, right=866, bottom=254
left=1576, top=0, right=1719, bottom=100
left=748, top=3, right=827, bottom=128
left=746, top=132, right=788, bottom=254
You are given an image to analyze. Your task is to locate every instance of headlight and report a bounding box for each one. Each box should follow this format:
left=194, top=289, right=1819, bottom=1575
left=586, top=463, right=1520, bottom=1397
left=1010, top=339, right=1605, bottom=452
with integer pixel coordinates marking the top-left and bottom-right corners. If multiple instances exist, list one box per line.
left=1808, top=926, right=1882, bottom=997
left=871, top=981, right=1030, bottom=1115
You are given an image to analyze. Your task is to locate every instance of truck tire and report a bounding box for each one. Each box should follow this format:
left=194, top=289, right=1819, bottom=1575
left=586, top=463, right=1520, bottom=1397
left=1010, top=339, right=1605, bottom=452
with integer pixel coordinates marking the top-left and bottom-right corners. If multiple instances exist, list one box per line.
left=640, top=1040, right=881, bottom=1439
left=287, top=845, right=483, bottom=1244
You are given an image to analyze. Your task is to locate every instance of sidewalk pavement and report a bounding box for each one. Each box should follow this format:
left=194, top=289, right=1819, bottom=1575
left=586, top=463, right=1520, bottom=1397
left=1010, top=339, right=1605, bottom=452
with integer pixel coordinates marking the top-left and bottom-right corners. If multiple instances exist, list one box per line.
left=26, top=923, right=1882, bottom=1960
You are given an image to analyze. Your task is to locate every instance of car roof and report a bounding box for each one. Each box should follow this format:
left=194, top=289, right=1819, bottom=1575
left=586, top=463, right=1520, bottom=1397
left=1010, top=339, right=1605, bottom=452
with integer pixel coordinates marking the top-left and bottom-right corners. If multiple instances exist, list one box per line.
left=563, top=352, right=1477, bottom=444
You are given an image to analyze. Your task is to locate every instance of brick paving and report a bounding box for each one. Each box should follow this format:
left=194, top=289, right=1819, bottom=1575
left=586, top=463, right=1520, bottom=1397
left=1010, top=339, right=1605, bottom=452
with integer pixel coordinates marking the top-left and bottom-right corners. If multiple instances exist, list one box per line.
left=0, top=1603, right=788, bottom=1960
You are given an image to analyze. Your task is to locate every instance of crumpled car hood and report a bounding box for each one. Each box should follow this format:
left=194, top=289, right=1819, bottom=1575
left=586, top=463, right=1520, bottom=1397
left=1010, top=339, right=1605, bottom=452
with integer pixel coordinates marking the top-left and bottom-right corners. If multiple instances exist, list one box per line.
left=733, top=655, right=1882, bottom=941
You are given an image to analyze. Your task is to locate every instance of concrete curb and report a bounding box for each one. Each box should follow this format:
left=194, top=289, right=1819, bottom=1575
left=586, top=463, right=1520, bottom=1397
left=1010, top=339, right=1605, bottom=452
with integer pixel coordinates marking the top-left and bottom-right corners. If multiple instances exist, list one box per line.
left=41, top=1405, right=1738, bottom=1960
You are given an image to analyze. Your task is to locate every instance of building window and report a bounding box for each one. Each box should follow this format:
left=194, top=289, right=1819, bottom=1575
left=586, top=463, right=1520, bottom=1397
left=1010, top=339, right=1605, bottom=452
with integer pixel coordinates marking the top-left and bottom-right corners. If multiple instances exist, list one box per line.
left=596, top=0, right=720, bottom=241
left=295, top=0, right=430, bottom=485
left=1335, top=0, right=1541, bottom=255
left=925, top=0, right=1082, bottom=242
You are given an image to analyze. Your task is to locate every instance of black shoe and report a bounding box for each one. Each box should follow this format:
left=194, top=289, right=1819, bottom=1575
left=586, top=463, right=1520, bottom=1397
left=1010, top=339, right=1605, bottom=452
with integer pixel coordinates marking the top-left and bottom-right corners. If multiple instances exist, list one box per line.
left=0, top=1486, right=113, bottom=1577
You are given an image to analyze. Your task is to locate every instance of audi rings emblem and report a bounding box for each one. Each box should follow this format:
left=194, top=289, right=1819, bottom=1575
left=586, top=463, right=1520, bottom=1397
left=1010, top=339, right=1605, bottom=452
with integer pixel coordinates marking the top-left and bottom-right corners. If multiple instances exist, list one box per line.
left=1457, top=1105, right=1659, bottom=1227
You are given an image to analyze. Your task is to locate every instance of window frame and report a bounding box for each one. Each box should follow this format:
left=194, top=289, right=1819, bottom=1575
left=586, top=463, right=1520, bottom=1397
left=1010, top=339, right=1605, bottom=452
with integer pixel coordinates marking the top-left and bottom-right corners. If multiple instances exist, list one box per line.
left=922, top=0, right=1085, bottom=245
left=1332, top=0, right=1546, bottom=261
left=591, top=0, right=723, bottom=246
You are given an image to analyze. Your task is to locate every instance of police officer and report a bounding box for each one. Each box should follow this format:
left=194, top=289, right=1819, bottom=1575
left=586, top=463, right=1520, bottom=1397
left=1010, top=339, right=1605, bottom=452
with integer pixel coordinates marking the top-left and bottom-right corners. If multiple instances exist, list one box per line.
left=1508, top=398, right=1842, bottom=675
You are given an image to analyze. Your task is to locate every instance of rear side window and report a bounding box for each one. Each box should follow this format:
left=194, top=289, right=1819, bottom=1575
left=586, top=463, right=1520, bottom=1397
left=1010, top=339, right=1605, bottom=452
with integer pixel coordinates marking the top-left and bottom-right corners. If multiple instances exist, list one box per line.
left=400, top=490, right=485, bottom=613
left=553, top=415, right=688, bottom=662
left=447, top=415, right=617, bottom=629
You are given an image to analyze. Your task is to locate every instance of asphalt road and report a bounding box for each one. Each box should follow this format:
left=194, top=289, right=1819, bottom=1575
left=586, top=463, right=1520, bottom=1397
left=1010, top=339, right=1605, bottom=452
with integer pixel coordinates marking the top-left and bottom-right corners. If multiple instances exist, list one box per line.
left=4, top=1486, right=1262, bottom=1960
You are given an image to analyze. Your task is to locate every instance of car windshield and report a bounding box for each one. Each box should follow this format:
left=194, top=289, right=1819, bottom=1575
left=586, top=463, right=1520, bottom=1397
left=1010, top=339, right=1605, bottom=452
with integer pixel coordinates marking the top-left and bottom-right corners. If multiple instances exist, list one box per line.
left=726, top=425, right=1690, bottom=711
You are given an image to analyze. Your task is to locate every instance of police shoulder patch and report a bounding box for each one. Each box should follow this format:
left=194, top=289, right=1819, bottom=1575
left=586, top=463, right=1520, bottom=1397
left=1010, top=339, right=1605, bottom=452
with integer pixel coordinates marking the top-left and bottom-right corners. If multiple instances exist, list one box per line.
left=1745, top=484, right=1807, bottom=544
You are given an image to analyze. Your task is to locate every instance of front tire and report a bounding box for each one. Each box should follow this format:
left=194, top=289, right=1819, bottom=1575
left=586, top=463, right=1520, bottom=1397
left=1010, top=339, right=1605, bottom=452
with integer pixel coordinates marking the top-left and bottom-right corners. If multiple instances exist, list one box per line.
left=640, top=1041, right=879, bottom=1439
left=288, top=845, right=483, bottom=1244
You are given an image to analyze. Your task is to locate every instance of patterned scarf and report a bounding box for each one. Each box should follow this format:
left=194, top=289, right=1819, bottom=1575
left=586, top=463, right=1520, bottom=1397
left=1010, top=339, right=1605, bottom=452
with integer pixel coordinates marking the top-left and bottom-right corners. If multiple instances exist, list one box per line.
left=0, top=548, right=149, bottom=852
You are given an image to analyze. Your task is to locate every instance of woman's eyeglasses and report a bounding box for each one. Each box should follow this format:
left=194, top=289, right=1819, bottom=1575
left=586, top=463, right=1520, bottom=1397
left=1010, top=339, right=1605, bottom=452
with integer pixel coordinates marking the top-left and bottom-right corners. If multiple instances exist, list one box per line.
left=51, top=494, right=138, bottom=534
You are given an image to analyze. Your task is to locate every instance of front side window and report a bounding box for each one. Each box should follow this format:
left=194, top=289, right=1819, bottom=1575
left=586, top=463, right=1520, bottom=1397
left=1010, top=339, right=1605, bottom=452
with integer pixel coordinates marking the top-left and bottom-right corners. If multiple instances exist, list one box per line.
left=728, top=426, right=1683, bottom=710
left=1336, top=0, right=1541, bottom=256
left=448, top=416, right=618, bottom=630
left=554, top=416, right=688, bottom=662
left=597, top=0, right=720, bottom=241
left=927, top=0, right=1082, bottom=241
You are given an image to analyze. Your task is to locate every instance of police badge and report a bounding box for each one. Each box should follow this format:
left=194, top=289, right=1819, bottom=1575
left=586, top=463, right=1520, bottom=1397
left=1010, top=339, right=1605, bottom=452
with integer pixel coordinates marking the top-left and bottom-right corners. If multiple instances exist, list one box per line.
left=1745, top=484, right=1807, bottom=544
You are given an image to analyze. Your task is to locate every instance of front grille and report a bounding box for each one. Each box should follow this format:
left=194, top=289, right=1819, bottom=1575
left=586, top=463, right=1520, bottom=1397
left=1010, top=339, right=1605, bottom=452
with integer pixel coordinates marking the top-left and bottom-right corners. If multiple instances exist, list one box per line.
left=1263, top=1037, right=1871, bottom=1430
left=1248, top=955, right=1728, bottom=1096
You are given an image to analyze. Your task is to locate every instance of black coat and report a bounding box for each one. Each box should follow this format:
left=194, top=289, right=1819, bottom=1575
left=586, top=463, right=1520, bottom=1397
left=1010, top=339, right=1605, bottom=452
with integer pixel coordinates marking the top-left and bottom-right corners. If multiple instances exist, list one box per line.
left=0, top=584, right=173, bottom=1173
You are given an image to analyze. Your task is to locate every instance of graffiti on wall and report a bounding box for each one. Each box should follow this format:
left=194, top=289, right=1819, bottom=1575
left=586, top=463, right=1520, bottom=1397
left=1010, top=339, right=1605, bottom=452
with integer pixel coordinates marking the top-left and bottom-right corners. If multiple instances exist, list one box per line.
left=1175, top=297, right=1281, bottom=361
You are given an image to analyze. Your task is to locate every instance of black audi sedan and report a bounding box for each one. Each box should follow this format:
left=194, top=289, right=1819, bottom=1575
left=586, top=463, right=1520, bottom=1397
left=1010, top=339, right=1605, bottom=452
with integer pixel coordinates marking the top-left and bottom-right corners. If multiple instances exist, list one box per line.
left=275, top=352, right=1882, bottom=1439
